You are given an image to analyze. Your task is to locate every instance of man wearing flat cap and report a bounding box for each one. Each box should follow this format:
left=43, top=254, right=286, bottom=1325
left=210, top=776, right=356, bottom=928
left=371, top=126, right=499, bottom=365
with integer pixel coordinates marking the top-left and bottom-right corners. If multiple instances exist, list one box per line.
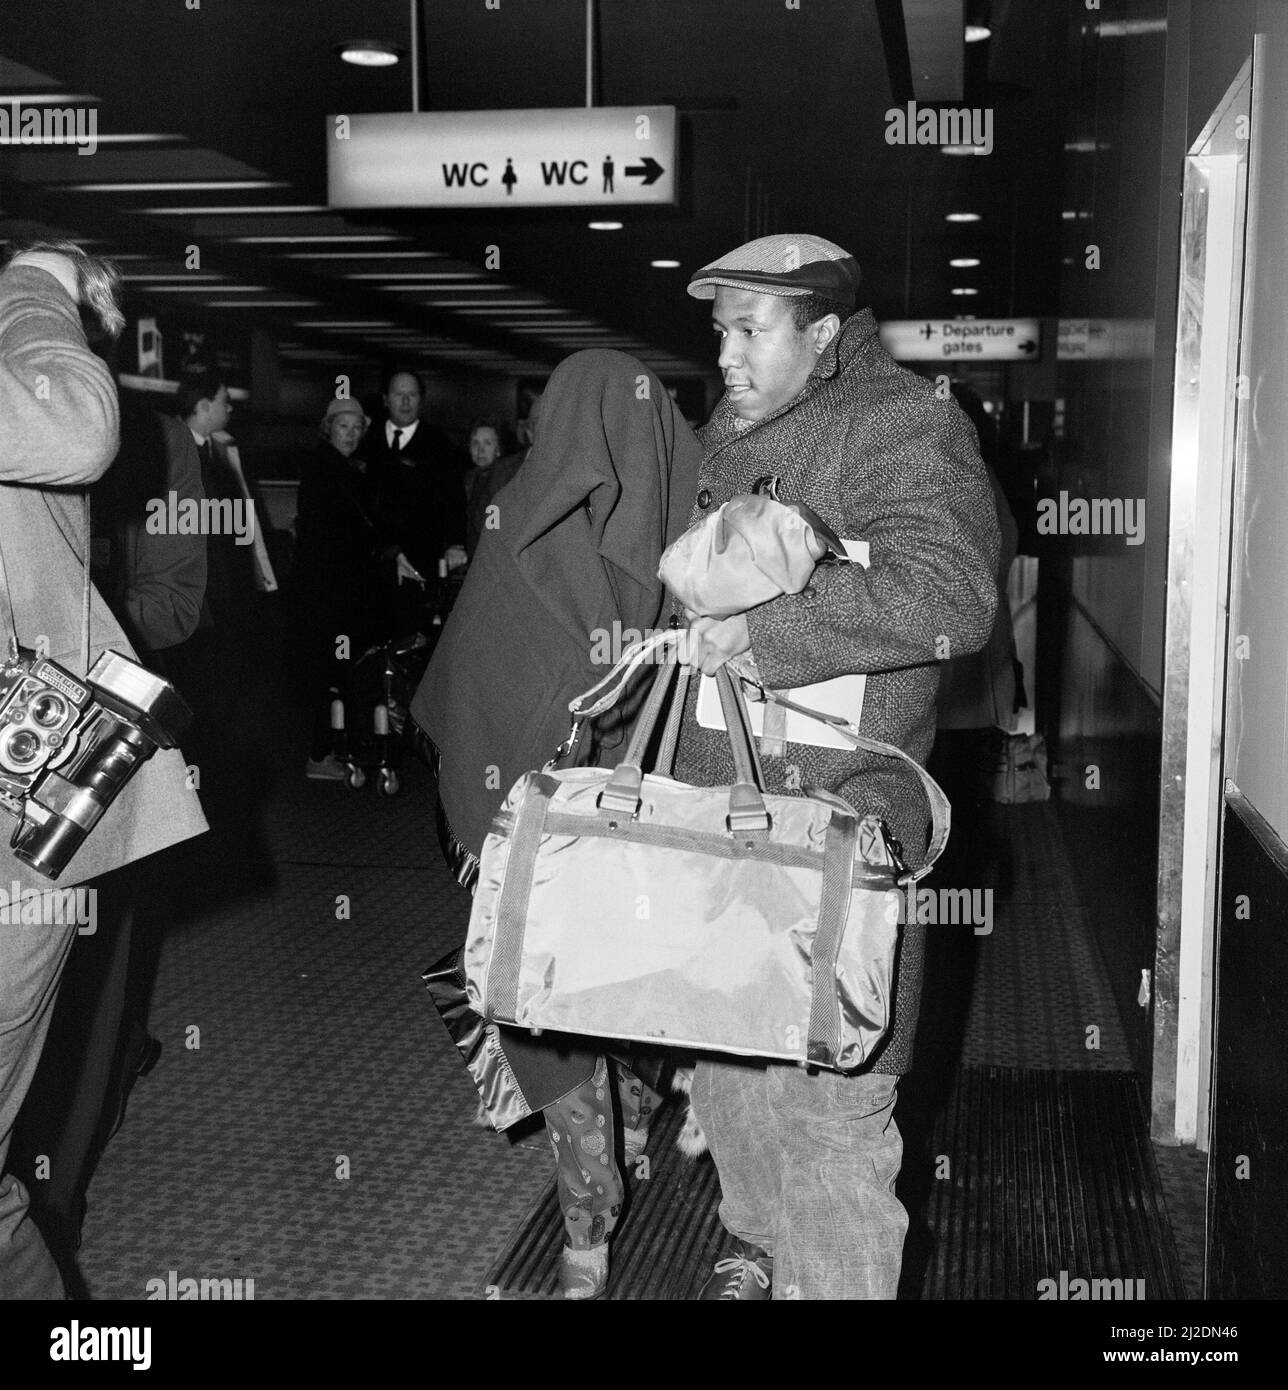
left=675, top=233, right=1001, bottom=1299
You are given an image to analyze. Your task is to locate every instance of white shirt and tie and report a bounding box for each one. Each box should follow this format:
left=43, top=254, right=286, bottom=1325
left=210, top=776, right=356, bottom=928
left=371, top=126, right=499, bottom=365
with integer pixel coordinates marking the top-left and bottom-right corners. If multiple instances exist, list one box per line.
left=387, top=419, right=420, bottom=455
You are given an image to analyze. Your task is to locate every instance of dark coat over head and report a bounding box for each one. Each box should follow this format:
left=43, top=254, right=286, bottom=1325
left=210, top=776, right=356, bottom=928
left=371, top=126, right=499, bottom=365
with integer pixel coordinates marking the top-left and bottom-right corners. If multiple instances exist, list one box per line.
left=414, top=348, right=702, bottom=868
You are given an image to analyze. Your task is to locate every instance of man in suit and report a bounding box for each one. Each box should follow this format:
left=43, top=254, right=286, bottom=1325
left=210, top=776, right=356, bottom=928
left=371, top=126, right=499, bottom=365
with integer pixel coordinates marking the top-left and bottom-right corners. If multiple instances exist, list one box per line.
left=674, top=235, right=1000, bottom=1300
left=370, top=368, right=466, bottom=632
left=157, top=365, right=259, bottom=825
left=0, top=239, right=207, bottom=1298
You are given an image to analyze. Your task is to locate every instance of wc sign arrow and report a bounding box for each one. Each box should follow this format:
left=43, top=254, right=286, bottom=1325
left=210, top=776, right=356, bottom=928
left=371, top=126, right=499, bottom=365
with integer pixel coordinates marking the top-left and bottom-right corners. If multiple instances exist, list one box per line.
left=327, top=106, right=678, bottom=209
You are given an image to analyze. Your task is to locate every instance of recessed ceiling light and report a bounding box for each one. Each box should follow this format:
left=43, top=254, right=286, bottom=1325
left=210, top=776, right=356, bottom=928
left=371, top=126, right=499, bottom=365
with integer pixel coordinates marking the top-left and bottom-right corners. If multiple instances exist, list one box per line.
left=588, top=221, right=623, bottom=231
left=965, top=25, right=992, bottom=42
left=335, top=39, right=402, bottom=67
left=946, top=212, right=981, bottom=222
left=650, top=259, right=681, bottom=268
left=950, top=258, right=981, bottom=268
left=951, top=287, right=979, bottom=296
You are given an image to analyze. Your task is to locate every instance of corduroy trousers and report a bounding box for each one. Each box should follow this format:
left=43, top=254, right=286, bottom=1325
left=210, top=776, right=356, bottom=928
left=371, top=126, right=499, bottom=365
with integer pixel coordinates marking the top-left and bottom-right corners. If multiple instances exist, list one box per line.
left=691, top=1059, right=906, bottom=1299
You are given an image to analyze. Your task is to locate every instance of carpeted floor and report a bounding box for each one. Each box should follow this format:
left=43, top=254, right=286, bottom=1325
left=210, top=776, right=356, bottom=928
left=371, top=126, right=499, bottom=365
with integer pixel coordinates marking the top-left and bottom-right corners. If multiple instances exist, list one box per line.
left=46, top=655, right=1204, bottom=1300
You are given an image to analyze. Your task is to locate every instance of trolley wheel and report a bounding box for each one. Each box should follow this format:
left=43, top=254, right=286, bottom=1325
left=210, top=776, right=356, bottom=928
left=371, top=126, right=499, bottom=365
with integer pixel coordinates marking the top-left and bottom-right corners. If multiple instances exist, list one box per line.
left=377, top=768, right=402, bottom=797
left=345, top=764, right=367, bottom=790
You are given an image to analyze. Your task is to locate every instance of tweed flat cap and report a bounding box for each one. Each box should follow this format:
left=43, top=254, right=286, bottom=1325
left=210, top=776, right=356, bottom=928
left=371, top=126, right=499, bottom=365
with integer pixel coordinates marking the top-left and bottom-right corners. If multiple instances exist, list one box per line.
left=687, top=233, right=860, bottom=306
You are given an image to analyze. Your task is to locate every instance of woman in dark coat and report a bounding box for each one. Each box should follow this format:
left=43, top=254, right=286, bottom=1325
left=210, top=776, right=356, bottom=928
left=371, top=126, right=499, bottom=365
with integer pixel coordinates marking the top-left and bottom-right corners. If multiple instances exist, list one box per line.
left=289, top=398, right=416, bottom=778
left=413, top=350, right=701, bottom=1296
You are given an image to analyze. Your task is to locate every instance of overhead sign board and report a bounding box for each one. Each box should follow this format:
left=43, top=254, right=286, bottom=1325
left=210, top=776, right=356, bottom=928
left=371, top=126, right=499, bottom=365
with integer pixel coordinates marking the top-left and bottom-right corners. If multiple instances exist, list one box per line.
left=880, top=318, right=1042, bottom=362
left=327, top=106, right=677, bottom=210
left=1057, top=318, right=1153, bottom=360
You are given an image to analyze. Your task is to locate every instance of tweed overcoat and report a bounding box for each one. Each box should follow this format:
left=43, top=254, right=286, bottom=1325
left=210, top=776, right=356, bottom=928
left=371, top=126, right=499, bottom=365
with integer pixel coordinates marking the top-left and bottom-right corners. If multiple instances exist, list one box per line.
left=672, top=307, right=1000, bottom=1073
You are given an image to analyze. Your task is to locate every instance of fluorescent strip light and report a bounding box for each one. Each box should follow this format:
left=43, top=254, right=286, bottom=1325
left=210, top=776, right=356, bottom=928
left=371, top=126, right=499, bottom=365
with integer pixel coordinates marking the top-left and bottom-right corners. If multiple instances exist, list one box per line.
left=67, top=180, right=287, bottom=192
left=298, top=320, right=398, bottom=328
left=0, top=92, right=99, bottom=104
left=403, top=299, right=548, bottom=307
left=951, top=287, right=978, bottom=296
left=235, top=234, right=408, bottom=244
left=650, top=259, right=681, bottom=268
left=588, top=221, right=623, bottom=231
left=941, top=145, right=987, bottom=156
left=343, top=271, right=503, bottom=281
left=146, top=284, right=271, bottom=293
left=950, top=258, right=981, bottom=268
left=946, top=212, right=981, bottom=223
left=1095, top=19, right=1167, bottom=37
left=206, top=299, right=319, bottom=307
left=282, top=249, right=443, bottom=258
left=449, top=307, right=579, bottom=315
left=140, top=204, right=328, bottom=216
left=120, top=273, right=224, bottom=281
left=0, top=133, right=183, bottom=147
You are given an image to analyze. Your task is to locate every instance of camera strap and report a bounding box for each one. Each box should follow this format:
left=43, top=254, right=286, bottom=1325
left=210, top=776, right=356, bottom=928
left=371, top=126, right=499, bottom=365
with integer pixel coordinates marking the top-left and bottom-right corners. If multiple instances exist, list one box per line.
left=80, top=492, right=92, bottom=676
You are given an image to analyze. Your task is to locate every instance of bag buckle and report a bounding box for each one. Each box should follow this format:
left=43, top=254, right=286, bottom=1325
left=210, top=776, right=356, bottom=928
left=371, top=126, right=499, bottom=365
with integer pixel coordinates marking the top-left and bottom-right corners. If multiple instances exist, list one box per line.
left=726, top=783, right=770, bottom=834
left=597, top=763, right=643, bottom=819
left=544, top=715, right=586, bottom=770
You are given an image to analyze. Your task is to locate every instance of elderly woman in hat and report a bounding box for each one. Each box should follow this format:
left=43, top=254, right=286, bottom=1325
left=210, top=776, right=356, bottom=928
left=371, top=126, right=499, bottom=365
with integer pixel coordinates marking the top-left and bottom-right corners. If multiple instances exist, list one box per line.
left=288, top=397, right=420, bottom=779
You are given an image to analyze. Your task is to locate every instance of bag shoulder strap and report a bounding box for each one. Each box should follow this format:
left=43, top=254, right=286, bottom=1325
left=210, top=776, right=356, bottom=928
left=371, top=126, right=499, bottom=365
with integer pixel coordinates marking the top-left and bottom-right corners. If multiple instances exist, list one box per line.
left=752, top=684, right=949, bottom=883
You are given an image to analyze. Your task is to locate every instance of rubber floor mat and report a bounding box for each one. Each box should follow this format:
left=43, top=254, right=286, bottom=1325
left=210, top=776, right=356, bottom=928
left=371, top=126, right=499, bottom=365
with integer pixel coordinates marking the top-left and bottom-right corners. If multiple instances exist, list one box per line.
left=485, top=1066, right=1185, bottom=1301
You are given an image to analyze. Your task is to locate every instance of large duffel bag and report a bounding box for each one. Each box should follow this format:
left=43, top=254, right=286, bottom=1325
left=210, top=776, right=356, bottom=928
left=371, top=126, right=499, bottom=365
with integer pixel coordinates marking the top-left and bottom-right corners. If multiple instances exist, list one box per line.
left=465, top=633, right=948, bottom=1072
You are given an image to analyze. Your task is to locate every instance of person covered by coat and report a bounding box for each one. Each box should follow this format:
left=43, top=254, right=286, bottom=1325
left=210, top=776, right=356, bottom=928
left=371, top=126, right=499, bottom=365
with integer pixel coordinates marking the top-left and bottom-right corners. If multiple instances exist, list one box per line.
left=412, top=348, right=701, bottom=1297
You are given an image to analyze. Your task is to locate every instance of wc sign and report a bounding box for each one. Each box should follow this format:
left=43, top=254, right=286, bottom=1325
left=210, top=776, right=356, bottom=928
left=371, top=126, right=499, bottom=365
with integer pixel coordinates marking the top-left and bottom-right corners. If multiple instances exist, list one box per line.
left=327, top=106, right=677, bottom=209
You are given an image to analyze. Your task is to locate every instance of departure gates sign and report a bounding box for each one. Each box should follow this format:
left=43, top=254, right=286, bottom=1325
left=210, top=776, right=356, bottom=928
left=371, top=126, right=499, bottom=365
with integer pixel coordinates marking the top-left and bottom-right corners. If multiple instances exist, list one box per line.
left=880, top=318, right=1042, bottom=362
left=327, top=106, right=677, bottom=209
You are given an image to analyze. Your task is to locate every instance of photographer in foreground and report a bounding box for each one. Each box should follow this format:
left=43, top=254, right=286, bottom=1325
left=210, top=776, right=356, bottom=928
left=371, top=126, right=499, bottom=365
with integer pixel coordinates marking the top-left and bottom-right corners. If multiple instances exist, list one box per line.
left=0, top=240, right=207, bottom=1298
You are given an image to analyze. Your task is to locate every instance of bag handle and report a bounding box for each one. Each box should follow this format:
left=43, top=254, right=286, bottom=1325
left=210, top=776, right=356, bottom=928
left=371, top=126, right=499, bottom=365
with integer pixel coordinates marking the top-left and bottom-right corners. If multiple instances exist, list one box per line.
left=714, top=665, right=770, bottom=832
left=592, top=637, right=769, bottom=832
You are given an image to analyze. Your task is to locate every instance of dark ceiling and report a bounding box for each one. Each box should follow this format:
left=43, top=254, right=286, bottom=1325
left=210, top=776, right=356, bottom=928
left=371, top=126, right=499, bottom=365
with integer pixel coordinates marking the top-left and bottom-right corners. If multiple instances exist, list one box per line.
left=0, top=0, right=1069, bottom=385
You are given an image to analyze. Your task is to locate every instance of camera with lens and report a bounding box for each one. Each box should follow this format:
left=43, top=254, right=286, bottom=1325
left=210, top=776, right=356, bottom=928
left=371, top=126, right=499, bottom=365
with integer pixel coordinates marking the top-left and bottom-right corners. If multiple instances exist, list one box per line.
left=0, top=646, right=192, bottom=879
